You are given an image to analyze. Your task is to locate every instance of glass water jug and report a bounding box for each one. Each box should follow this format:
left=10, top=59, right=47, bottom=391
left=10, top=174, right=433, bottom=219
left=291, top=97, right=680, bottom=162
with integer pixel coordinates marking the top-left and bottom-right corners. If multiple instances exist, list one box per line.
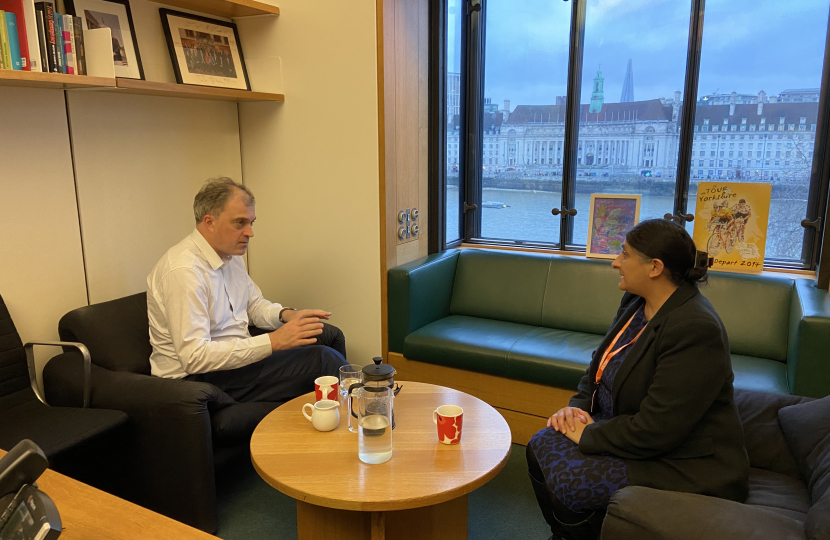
left=351, top=386, right=393, bottom=464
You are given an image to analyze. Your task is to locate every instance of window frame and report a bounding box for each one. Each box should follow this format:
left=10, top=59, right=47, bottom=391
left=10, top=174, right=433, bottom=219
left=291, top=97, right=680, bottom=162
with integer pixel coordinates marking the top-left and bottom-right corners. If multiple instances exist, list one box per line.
left=429, top=0, right=830, bottom=280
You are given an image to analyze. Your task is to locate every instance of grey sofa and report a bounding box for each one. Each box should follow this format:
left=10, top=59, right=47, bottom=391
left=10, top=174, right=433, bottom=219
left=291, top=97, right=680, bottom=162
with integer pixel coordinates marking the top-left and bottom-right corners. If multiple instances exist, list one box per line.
left=601, top=389, right=830, bottom=540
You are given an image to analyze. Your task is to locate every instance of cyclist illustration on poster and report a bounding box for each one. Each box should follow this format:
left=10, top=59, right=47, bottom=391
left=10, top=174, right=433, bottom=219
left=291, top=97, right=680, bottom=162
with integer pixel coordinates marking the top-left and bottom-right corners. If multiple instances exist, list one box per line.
left=692, top=182, right=771, bottom=274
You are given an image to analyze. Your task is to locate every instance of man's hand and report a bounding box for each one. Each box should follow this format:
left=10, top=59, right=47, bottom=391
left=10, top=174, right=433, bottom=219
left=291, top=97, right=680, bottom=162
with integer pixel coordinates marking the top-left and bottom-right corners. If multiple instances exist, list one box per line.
left=281, top=309, right=331, bottom=323
left=547, top=406, right=593, bottom=433
left=268, top=317, right=324, bottom=351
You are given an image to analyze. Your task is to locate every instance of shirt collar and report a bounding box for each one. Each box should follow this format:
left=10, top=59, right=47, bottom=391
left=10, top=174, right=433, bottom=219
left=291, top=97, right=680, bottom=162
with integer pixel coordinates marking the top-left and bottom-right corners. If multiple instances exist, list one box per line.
left=190, top=229, right=227, bottom=271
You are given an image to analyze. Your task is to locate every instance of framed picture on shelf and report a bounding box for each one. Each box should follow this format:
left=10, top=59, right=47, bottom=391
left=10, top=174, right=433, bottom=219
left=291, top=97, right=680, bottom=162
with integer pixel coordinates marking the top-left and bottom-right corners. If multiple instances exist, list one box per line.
left=159, top=9, right=251, bottom=91
left=67, top=0, right=143, bottom=79
left=585, top=194, right=642, bottom=259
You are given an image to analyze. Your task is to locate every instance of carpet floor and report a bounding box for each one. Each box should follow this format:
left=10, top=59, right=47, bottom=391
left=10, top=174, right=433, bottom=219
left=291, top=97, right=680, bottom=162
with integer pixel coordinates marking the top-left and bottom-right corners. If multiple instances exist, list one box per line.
left=215, top=443, right=550, bottom=540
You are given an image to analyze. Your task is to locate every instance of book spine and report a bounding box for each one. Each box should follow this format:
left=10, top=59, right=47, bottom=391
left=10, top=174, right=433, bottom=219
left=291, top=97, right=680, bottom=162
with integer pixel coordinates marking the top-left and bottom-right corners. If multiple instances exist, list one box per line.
left=34, top=2, right=57, bottom=72
left=0, top=10, right=12, bottom=70
left=22, top=0, right=40, bottom=70
left=34, top=7, right=47, bottom=72
left=5, top=11, right=21, bottom=69
left=0, top=0, right=33, bottom=70
left=71, top=14, right=82, bottom=75
left=61, top=12, right=72, bottom=74
left=51, top=10, right=61, bottom=73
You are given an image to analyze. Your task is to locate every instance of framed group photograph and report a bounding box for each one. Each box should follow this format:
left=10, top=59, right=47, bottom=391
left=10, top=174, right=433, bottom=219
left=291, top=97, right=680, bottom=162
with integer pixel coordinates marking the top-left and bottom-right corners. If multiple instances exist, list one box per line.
left=159, top=9, right=251, bottom=91
left=586, top=194, right=642, bottom=259
left=68, top=0, right=144, bottom=79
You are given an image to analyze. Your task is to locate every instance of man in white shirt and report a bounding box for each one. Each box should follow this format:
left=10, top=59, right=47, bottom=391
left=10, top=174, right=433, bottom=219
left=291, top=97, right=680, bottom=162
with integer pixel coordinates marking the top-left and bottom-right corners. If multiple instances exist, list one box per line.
left=147, top=177, right=347, bottom=403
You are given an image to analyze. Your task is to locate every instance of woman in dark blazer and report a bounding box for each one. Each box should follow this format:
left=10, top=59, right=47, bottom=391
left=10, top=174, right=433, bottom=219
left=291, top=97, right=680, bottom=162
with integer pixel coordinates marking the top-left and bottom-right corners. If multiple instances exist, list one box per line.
left=526, top=219, right=749, bottom=540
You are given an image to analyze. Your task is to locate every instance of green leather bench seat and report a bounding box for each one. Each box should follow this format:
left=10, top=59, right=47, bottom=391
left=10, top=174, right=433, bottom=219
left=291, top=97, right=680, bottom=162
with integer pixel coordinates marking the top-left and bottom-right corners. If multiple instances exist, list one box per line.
left=388, top=249, right=830, bottom=398
left=404, top=316, right=601, bottom=388
left=730, top=355, right=789, bottom=395
left=404, top=317, right=790, bottom=394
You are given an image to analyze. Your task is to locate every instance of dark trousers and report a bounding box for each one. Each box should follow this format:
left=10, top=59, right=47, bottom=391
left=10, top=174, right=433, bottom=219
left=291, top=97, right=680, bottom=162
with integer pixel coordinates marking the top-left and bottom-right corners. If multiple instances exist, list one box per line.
left=526, top=445, right=606, bottom=540
left=184, top=323, right=348, bottom=403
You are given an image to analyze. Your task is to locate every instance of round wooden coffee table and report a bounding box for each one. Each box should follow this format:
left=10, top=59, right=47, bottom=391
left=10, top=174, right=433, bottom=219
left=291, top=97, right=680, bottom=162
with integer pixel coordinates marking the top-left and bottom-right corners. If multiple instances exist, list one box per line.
left=250, top=381, right=512, bottom=540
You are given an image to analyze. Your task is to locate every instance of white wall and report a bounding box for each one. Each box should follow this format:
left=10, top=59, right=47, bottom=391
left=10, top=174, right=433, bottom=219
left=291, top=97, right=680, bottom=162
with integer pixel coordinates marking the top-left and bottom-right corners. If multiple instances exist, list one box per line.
left=67, top=92, right=242, bottom=304
left=0, top=87, right=89, bottom=375
left=237, top=0, right=382, bottom=365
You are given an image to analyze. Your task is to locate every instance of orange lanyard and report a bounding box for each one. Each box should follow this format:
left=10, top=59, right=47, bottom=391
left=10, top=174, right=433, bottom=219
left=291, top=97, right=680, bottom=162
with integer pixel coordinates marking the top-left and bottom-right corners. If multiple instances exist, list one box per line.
left=595, top=311, right=647, bottom=384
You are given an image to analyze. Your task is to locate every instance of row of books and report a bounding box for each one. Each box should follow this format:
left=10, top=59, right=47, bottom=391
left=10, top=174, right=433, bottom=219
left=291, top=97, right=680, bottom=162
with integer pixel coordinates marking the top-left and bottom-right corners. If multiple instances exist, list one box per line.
left=0, top=0, right=87, bottom=75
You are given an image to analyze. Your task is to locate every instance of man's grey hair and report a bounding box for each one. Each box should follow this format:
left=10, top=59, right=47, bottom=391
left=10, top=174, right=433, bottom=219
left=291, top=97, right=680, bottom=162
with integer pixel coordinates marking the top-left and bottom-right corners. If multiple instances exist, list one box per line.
left=193, top=177, right=255, bottom=223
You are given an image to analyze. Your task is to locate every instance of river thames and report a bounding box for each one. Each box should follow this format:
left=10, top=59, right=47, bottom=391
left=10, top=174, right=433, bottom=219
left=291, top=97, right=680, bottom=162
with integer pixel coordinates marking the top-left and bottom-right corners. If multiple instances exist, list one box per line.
left=446, top=186, right=806, bottom=260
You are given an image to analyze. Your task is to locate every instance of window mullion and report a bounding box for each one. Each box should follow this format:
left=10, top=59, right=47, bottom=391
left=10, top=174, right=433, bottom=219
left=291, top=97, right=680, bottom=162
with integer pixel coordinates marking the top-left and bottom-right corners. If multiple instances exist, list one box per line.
left=561, top=0, right=587, bottom=248
left=462, top=0, right=485, bottom=241
left=673, top=0, right=706, bottom=221
left=804, top=6, right=830, bottom=281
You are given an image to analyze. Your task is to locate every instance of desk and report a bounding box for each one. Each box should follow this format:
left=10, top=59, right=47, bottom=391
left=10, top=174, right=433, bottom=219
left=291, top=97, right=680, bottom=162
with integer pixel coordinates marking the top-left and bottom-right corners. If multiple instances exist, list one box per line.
left=251, top=381, right=512, bottom=540
left=0, top=449, right=216, bottom=540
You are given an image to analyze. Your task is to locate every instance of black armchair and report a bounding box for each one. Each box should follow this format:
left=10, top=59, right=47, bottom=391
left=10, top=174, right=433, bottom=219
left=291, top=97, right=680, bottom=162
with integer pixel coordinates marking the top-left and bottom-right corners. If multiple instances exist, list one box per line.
left=601, top=389, right=830, bottom=540
left=0, top=294, right=126, bottom=458
left=42, top=292, right=281, bottom=533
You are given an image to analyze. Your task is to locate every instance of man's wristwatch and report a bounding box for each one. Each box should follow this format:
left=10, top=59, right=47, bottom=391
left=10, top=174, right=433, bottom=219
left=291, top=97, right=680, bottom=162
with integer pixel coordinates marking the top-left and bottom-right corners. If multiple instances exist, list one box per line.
left=279, top=307, right=296, bottom=323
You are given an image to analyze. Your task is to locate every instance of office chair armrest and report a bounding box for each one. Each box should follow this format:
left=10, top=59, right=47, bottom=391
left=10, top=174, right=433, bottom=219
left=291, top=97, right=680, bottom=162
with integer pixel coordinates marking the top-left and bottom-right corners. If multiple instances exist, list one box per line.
left=24, top=341, right=91, bottom=408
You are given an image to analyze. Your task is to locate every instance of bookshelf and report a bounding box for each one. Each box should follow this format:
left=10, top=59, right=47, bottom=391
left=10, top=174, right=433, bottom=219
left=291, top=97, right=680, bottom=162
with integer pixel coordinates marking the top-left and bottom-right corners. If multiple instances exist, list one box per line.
left=0, top=0, right=282, bottom=101
left=113, top=79, right=284, bottom=102
left=0, top=70, right=115, bottom=90
left=152, top=0, right=280, bottom=19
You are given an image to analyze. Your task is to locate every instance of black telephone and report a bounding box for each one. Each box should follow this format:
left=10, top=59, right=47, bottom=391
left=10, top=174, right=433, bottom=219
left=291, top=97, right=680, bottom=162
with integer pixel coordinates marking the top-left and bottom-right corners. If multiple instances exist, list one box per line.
left=0, top=440, right=61, bottom=540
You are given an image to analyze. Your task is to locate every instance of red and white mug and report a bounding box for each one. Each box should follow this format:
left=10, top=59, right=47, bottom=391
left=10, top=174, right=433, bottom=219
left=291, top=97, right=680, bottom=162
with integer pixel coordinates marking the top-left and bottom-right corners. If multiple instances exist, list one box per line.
left=315, top=376, right=339, bottom=401
left=433, top=405, right=464, bottom=445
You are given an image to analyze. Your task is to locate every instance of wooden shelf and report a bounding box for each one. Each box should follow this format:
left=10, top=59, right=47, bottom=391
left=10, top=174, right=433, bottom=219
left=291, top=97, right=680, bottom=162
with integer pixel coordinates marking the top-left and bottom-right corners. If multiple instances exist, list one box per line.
left=113, top=78, right=284, bottom=102
left=0, top=70, right=115, bottom=90
left=155, top=0, right=280, bottom=19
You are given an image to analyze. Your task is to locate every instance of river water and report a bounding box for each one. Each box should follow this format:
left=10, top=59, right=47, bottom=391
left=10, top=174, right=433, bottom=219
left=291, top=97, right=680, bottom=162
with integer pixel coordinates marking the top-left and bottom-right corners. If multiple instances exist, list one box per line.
left=446, top=186, right=675, bottom=245
left=446, top=186, right=807, bottom=260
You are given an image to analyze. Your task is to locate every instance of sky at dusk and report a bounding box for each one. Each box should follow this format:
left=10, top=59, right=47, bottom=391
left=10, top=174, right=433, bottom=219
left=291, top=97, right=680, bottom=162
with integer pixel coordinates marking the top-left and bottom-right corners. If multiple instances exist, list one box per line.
left=448, top=0, right=829, bottom=108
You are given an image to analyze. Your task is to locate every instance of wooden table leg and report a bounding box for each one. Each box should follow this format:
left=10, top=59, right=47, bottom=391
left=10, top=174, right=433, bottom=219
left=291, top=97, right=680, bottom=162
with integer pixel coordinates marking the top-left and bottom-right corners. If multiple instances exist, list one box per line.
left=297, top=500, right=371, bottom=540
left=297, top=495, right=468, bottom=540
left=385, top=495, right=468, bottom=540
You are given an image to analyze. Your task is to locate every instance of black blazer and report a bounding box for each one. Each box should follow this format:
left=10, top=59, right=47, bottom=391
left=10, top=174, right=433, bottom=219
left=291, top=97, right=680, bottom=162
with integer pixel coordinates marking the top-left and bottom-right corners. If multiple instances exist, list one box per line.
left=571, top=283, right=749, bottom=502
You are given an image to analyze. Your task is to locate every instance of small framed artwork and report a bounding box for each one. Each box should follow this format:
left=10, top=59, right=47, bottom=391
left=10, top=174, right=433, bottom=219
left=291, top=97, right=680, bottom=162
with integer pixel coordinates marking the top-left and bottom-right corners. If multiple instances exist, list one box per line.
left=159, top=9, right=251, bottom=91
left=586, top=194, right=642, bottom=259
left=68, top=0, right=144, bottom=79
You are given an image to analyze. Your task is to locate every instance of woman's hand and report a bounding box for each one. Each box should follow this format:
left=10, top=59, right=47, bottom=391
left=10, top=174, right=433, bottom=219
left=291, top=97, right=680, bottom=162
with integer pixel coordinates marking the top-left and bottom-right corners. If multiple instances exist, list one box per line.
left=563, top=416, right=594, bottom=445
left=548, top=407, right=593, bottom=433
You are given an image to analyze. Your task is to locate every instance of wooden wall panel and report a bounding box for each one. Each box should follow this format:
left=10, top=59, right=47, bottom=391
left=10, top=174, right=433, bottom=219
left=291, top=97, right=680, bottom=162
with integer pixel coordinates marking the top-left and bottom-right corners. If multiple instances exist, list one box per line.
left=0, top=87, right=89, bottom=379
left=67, top=92, right=242, bottom=304
left=237, top=0, right=382, bottom=365
left=379, top=0, right=431, bottom=356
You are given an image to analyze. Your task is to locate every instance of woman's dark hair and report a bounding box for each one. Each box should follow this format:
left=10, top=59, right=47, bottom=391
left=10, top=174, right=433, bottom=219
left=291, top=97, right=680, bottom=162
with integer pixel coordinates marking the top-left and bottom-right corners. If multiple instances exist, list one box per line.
left=625, top=218, right=708, bottom=286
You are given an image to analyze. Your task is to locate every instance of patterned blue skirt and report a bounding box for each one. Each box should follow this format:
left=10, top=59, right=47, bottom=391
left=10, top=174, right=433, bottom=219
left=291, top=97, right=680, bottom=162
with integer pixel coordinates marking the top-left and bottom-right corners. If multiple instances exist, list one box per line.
left=528, top=427, right=630, bottom=513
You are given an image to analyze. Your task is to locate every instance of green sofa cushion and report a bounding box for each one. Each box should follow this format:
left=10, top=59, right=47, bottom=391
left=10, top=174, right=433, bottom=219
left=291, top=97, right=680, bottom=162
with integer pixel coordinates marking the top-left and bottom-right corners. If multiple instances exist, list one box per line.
left=731, top=355, right=790, bottom=395
left=541, top=256, right=626, bottom=335
left=507, top=328, right=603, bottom=389
left=449, top=250, right=551, bottom=326
left=403, top=316, right=790, bottom=396
left=403, top=315, right=540, bottom=377
left=701, top=274, right=794, bottom=362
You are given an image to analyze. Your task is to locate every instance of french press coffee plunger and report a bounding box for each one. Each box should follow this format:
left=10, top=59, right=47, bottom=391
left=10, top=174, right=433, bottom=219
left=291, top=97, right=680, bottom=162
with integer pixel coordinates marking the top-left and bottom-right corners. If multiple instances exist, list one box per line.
left=348, top=357, right=403, bottom=429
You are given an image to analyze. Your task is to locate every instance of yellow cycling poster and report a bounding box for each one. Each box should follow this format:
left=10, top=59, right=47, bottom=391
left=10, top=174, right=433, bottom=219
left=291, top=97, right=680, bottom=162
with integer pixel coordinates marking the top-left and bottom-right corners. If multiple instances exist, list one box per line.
left=691, top=182, right=772, bottom=274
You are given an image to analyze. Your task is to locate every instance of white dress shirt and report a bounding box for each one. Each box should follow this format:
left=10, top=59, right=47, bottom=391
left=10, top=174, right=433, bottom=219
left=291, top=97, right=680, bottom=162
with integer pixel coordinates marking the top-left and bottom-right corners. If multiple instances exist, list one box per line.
left=147, top=229, right=283, bottom=379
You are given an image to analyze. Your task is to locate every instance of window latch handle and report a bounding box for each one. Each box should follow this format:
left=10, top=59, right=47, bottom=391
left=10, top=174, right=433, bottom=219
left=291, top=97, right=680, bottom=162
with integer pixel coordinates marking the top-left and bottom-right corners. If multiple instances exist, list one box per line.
left=464, top=202, right=478, bottom=212
left=801, top=217, right=821, bottom=230
left=552, top=208, right=577, bottom=217
left=664, top=213, right=695, bottom=223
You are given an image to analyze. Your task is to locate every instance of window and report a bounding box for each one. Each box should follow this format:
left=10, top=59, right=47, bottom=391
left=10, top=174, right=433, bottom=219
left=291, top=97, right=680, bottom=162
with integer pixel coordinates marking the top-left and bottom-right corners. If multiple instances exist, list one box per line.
left=442, top=0, right=830, bottom=268
left=444, top=0, right=463, bottom=244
